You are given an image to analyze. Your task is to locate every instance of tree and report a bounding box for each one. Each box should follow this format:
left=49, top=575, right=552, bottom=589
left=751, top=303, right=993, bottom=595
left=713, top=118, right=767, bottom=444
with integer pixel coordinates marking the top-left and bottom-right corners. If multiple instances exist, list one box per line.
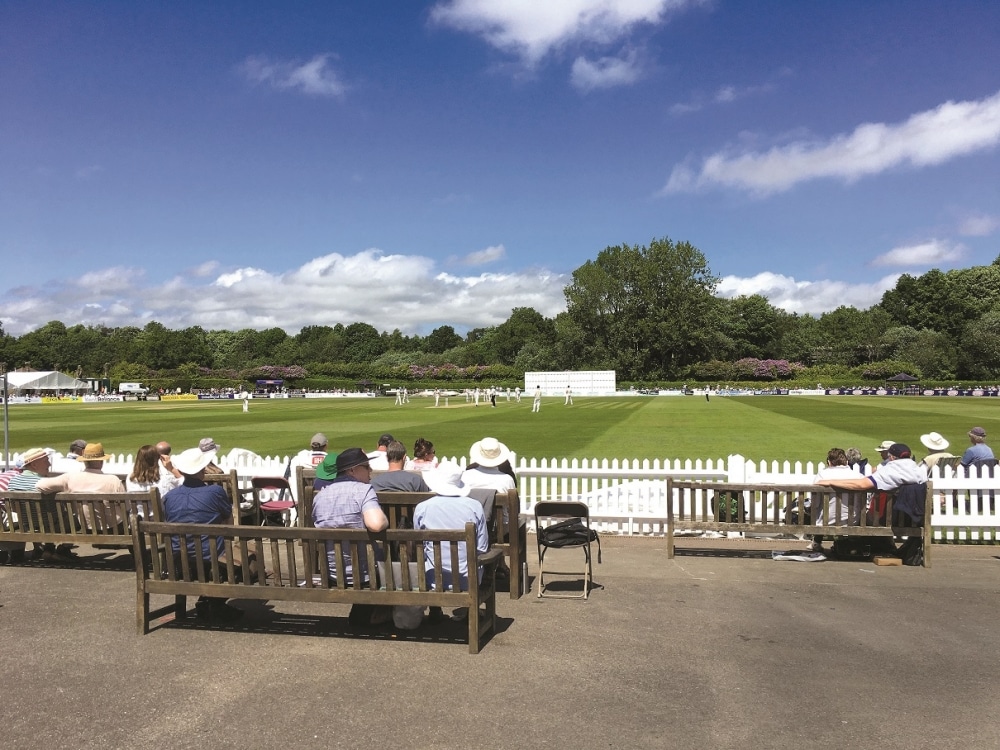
left=562, top=237, right=719, bottom=378
left=343, top=322, right=386, bottom=363
left=424, top=325, right=463, bottom=354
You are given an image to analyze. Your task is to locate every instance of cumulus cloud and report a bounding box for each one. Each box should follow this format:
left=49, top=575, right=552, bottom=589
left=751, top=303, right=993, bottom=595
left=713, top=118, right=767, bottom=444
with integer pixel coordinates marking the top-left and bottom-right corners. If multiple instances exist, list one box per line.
left=871, top=239, right=965, bottom=268
left=663, top=89, right=1000, bottom=194
left=462, top=244, right=506, bottom=265
left=958, top=213, right=1000, bottom=237
left=571, top=49, right=642, bottom=91
left=0, top=249, right=568, bottom=337
left=239, top=54, right=348, bottom=98
left=717, top=271, right=900, bottom=315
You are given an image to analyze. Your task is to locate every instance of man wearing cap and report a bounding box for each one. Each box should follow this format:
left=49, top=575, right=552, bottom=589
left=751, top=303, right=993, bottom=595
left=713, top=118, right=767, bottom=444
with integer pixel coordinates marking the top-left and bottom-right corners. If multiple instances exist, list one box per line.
left=312, top=447, right=389, bottom=627
left=461, top=437, right=516, bottom=492
left=50, top=438, right=87, bottom=474
left=370, top=441, right=430, bottom=493
left=873, top=440, right=896, bottom=467
left=162, top=446, right=245, bottom=622
left=197, top=438, right=225, bottom=474
left=367, top=433, right=394, bottom=471
left=415, top=463, right=489, bottom=594
left=285, top=433, right=329, bottom=487
left=920, top=432, right=954, bottom=470
left=960, top=427, right=994, bottom=468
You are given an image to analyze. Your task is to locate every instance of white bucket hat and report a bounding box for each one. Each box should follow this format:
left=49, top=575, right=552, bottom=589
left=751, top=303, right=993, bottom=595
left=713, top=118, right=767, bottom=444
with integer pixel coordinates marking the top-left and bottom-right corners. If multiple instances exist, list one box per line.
left=173, top=447, right=217, bottom=476
left=425, top=461, right=466, bottom=496
left=874, top=440, right=895, bottom=453
left=920, top=432, right=949, bottom=452
left=469, top=437, right=511, bottom=468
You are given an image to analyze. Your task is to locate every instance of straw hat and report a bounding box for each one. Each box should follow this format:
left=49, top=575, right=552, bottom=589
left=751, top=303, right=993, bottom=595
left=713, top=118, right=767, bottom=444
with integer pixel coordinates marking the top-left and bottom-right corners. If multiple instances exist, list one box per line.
left=76, top=443, right=111, bottom=462
left=874, top=440, right=895, bottom=453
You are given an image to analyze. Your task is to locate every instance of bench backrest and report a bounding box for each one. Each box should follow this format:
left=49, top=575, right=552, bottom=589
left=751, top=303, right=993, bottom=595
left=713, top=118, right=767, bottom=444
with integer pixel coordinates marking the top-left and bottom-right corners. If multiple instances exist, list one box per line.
left=133, top=519, right=482, bottom=596
left=666, top=480, right=930, bottom=529
left=0, top=489, right=158, bottom=540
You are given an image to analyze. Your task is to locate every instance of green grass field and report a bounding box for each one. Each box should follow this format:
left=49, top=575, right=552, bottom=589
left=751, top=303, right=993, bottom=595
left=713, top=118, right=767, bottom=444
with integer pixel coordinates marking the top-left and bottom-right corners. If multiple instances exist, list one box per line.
left=5, top=394, right=1000, bottom=464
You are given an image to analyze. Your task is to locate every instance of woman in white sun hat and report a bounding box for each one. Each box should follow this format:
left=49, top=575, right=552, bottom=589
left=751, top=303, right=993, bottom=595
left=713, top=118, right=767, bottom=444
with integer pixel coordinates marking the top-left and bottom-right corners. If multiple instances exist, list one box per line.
left=919, top=431, right=954, bottom=470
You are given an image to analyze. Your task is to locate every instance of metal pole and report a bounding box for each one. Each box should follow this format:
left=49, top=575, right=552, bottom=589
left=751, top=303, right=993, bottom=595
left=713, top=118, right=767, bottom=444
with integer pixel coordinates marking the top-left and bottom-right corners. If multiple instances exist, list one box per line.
left=2, top=364, right=9, bottom=470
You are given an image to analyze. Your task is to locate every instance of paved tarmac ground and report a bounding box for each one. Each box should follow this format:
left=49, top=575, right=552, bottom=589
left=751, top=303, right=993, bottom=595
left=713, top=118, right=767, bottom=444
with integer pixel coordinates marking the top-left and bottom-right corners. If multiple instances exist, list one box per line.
left=2, top=537, right=999, bottom=750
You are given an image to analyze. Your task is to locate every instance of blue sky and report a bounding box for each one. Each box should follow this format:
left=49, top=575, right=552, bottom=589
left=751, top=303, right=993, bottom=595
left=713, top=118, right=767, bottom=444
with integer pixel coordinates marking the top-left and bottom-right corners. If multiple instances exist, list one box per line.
left=2, top=0, right=998, bottom=337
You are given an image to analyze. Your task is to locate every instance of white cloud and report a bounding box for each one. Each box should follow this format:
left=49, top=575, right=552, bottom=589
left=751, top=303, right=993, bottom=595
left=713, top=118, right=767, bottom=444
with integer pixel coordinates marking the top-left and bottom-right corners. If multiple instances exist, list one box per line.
left=717, top=272, right=900, bottom=315
left=462, top=244, right=506, bottom=265
left=571, top=49, right=642, bottom=91
left=239, top=54, right=347, bottom=98
left=871, top=239, right=965, bottom=268
left=958, top=213, right=1000, bottom=237
left=663, top=89, right=1000, bottom=194
left=0, top=249, right=568, bottom=337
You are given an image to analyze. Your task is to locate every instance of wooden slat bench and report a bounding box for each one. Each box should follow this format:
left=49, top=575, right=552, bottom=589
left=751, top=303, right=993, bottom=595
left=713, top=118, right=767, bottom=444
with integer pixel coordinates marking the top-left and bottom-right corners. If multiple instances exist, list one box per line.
left=132, top=520, right=503, bottom=653
left=0, top=489, right=158, bottom=553
left=666, top=480, right=933, bottom=567
left=296, top=467, right=528, bottom=598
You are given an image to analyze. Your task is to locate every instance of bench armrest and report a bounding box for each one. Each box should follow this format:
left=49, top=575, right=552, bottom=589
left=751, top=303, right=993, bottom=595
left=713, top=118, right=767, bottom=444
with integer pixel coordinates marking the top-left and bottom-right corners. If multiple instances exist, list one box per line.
left=479, top=547, right=504, bottom=567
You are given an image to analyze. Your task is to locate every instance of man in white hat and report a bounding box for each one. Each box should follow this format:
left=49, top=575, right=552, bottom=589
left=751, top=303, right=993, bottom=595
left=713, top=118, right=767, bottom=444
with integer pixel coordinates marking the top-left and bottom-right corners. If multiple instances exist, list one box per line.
left=461, top=437, right=515, bottom=492
left=5, top=448, right=61, bottom=562
left=873, top=439, right=896, bottom=467
left=416, top=462, right=490, bottom=619
left=920, top=432, right=954, bottom=470
left=162, top=445, right=245, bottom=622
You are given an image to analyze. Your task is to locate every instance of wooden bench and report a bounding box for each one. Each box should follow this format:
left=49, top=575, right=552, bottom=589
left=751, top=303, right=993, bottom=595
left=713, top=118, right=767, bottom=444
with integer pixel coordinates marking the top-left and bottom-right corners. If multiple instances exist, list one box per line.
left=0, top=489, right=158, bottom=553
left=296, top=467, right=528, bottom=598
left=666, top=480, right=933, bottom=567
left=131, top=519, right=503, bottom=653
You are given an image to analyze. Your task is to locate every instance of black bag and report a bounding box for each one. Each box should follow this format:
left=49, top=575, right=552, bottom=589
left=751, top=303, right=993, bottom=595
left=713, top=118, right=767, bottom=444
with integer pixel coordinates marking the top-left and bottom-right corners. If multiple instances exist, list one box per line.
left=831, top=536, right=896, bottom=561
left=897, top=536, right=924, bottom=566
left=539, top=518, right=601, bottom=562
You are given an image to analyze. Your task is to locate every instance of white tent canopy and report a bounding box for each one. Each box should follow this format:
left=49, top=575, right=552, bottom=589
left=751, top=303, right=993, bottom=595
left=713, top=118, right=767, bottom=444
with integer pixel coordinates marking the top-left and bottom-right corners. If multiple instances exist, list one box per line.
left=5, top=370, right=90, bottom=393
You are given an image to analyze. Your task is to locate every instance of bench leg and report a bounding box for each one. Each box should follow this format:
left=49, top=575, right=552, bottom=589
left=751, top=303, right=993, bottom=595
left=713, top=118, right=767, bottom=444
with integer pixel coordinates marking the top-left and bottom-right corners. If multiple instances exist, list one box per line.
left=174, top=594, right=188, bottom=619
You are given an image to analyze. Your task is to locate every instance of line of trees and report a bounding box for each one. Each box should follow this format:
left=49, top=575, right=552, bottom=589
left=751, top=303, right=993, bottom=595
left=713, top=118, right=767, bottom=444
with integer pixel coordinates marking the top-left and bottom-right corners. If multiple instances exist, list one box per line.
left=3, top=237, right=1000, bottom=387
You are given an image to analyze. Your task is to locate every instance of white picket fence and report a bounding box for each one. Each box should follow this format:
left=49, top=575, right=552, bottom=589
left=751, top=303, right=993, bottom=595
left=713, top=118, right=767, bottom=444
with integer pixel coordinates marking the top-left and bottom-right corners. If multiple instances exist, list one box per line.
left=14, top=450, right=1000, bottom=542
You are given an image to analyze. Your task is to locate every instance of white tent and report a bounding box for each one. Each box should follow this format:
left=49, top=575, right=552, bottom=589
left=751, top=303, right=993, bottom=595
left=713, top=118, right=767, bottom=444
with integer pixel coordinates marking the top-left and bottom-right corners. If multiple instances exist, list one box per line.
left=5, top=370, right=91, bottom=394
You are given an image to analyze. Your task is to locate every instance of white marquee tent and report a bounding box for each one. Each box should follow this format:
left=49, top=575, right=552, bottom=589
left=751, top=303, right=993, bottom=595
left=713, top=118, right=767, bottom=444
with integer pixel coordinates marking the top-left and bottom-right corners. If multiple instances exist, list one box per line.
left=5, top=370, right=91, bottom=394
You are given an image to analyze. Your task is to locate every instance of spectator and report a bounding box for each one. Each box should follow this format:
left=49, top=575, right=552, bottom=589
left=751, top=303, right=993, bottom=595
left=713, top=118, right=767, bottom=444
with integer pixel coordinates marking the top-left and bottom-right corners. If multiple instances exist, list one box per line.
left=50, top=438, right=87, bottom=474
left=461, top=437, right=516, bottom=492
left=370, top=441, right=430, bottom=492
left=367, top=433, right=394, bottom=472
left=411, top=438, right=438, bottom=471
left=845, top=447, right=868, bottom=473
left=920, top=432, right=954, bottom=470
left=311, top=447, right=390, bottom=627
left=874, top=440, right=895, bottom=467
left=198, top=438, right=225, bottom=474
left=4, top=449, right=54, bottom=562
left=36, top=442, right=125, bottom=532
left=313, top=452, right=339, bottom=493
left=416, top=463, right=489, bottom=593
left=156, top=442, right=183, bottom=482
left=960, top=427, right=994, bottom=468
left=810, top=448, right=865, bottom=550
left=127, top=444, right=182, bottom=498
left=286, top=432, right=330, bottom=481
left=162, top=446, right=246, bottom=622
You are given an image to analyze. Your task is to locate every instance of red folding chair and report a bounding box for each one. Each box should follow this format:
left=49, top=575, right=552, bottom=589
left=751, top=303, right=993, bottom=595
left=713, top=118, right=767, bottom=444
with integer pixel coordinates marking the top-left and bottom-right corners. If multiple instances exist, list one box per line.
left=251, top=477, right=296, bottom=526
